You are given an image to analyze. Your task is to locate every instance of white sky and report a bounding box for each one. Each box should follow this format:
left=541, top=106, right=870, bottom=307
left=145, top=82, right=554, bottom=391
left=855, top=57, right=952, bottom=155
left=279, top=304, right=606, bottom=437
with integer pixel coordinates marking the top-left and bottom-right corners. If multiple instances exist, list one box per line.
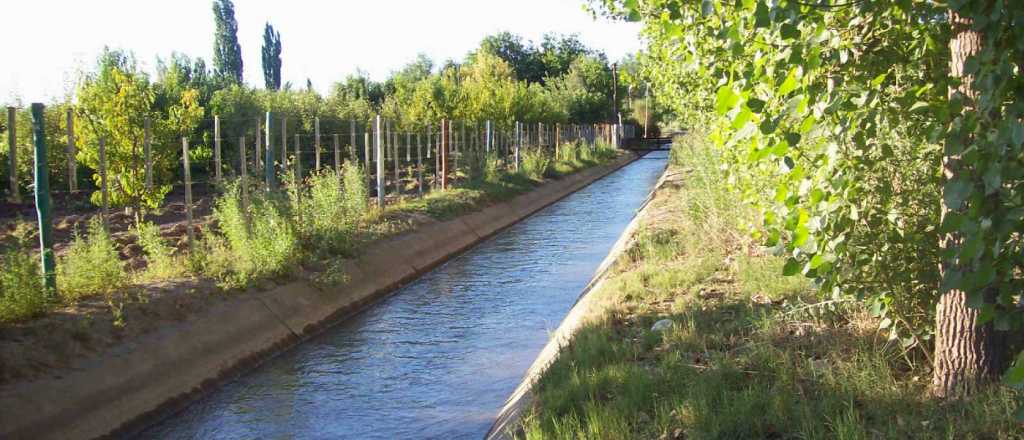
left=2, top=0, right=642, bottom=104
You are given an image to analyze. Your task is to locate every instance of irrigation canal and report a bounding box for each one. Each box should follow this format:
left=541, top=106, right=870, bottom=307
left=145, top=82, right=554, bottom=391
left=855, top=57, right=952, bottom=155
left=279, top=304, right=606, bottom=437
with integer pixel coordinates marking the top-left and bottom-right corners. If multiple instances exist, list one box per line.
left=139, top=150, right=669, bottom=439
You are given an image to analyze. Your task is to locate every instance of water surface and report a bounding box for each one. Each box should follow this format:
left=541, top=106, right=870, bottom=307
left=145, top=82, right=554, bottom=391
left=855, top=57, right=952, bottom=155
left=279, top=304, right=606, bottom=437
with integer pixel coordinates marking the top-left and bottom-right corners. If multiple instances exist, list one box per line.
left=141, top=151, right=668, bottom=439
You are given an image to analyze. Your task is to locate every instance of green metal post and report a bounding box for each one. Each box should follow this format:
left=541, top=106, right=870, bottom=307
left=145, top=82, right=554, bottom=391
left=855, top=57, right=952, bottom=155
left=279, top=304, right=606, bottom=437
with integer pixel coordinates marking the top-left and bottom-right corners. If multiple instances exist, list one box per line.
left=30, top=103, right=56, bottom=294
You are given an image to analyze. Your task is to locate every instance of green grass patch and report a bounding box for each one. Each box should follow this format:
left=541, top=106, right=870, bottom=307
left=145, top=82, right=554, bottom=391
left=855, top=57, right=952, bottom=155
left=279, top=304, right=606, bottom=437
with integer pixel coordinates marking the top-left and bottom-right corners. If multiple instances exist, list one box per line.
left=520, top=133, right=1020, bottom=439
left=58, top=218, right=128, bottom=301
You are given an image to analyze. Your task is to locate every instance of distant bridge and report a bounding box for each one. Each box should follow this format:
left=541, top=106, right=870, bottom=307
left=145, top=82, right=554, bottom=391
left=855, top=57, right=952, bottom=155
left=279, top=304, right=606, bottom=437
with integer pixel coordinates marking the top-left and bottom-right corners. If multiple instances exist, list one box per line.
left=622, top=134, right=677, bottom=152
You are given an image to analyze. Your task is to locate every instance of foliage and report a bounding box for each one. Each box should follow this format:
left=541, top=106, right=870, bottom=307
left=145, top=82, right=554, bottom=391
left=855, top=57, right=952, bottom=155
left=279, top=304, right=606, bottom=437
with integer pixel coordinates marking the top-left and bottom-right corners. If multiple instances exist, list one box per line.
left=262, top=23, right=283, bottom=91
left=205, top=180, right=298, bottom=287
left=0, top=247, right=47, bottom=322
left=595, top=0, right=1024, bottom=402
left=521, top=147, right=552, bottom=181
left=58, top=218, right=128, bottom=301
left=135, top=222, right=186, bottom=281
left=212, top=0, right=243, bottom=84
left=75, top=49, right=204, bottom=215
left=293, top=169, right=365, bottom=256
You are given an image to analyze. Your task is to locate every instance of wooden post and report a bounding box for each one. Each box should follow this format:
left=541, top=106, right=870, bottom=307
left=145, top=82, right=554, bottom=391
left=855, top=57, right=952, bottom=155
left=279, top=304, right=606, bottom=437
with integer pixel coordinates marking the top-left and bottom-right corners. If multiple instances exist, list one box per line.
left=181, top=137, right=194, bottom=250
left=416, top=132, right=423, bottom=195
left=440, top=119, right=450, bottom=190
left=66, top=108, right=77, bottom=192
left=265, top=112, right=276, bottom=190
left=98, top=137, right=110, bottom=225
left=214, top=115, right=222, bottom=183
left=255, top=119, right=263, bottom=175
left=314, top=116, right=321, bottom=171
left=294, top=133, right=302, bottom=180
left=364, top=129, right=371, bottom=195
left=514, top=122, right=521, bottom=172
left=486, top=120, right=492, bottom=153
left=7, top=107, right=18, bottom=203
left=374, top=115, right=385, bottom=207
left=31, top=104, right=56, bottom=293
left=349, top=119, right=357, bottom=162
left=393, top=129, right=401, bottom=196
left=406, top=132, right=411, bottom=162
left=280, top=116, right=288, bottom=172
left=239, top=135, right=251, bottom=233
left=333, top=133, right=341, bottom=171
left=143, top=117, right=153, bottom=191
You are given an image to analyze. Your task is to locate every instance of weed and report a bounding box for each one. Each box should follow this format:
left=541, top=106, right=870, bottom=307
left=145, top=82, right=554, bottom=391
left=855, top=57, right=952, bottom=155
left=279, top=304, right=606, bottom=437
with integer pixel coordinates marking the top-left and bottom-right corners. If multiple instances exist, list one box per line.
left=58, top=218, right=128, bottom=301
left=0, top=248, right=48, bottom=322
left=135, top=222, right=186, bottom=281
left=521, top=147, right=552, bottom=181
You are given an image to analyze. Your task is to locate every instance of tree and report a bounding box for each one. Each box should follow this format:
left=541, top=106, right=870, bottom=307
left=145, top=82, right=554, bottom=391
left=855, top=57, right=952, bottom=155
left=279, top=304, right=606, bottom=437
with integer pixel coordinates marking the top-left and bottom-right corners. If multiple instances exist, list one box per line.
left=76, top=49, right=203, bottom=221
left=212, top=0, right=243, bottom=84
left=477, top=32, right=545, bottom=84
left=261, top=23, right=282, bottom=90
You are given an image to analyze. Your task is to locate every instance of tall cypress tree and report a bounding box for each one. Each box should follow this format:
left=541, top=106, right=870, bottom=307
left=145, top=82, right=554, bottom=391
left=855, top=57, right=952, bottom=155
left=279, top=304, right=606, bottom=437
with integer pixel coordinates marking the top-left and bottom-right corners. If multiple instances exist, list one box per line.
left=212, top=0, right=243, bottom=84
left=261, top=23, right=282, bottom=90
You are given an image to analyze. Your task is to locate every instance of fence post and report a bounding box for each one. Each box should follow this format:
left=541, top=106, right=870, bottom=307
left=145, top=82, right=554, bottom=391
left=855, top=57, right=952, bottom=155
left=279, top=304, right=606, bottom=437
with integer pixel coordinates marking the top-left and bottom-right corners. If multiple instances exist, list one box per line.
left=142, top=117, right=152, bottom=191
left=393, top=128, right=401, bottom=196
left=66, top=108, right=77, bottom=192
left=333, top=133, right=341, bottom=172
left=239, top=135, right=251, bottom=232
left=314, top=116, right=321, bottom=171
left=265, top=112, right=276, bottom=190
left=7, top=107, right=18, bottom=203
left=364, top=128, right=371, bottom=194
left=374, top=115, right=385, bottom=207
left=417, top=131, right=423, bottom=195
left=255, top=118, right=263, bottom=175
left=280, top=116, right=288, bottom=173
left=485, top=120, right=492, bottom=153
left=214, top=115, right=222, bottom=183
left=441, top=119, right=450, bottom=190
left=98, top=137, right=110, bottom=225
left=349, top=118, right=357, bottom=163
left=294, top=133, right=302, bottom=180
left=181, top=137, right=194, bottom=250
left=514, top=122, right=521, bottom=172
left=30, top=104, right=56, bottom=294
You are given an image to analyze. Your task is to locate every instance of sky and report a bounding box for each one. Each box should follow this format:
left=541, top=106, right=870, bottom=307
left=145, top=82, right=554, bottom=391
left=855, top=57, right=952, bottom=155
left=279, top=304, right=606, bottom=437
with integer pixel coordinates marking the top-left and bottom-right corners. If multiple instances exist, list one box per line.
left=2, top=0, right=643, bottom=103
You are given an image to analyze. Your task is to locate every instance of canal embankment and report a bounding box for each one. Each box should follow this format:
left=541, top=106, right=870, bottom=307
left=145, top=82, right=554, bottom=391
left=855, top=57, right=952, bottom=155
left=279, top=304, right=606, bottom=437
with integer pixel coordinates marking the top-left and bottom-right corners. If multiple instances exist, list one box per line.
left=0, top=152, right=637, bottom=440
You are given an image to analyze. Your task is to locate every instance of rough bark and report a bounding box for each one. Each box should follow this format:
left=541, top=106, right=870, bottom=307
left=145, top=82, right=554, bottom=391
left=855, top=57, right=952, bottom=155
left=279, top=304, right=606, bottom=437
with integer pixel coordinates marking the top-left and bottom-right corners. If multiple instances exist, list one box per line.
left=931, top=8, right=1006, bottom=398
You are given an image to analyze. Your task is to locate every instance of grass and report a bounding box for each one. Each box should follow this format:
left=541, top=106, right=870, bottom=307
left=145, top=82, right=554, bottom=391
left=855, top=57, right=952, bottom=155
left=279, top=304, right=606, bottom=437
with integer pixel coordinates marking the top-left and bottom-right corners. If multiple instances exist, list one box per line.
left=519, top=132, right=1022, bottom=439
left=135, top=221, right=188, bottom=282
left=0, top=247, right=48, bottom=322
left=58, top=218, right=128, bottom=301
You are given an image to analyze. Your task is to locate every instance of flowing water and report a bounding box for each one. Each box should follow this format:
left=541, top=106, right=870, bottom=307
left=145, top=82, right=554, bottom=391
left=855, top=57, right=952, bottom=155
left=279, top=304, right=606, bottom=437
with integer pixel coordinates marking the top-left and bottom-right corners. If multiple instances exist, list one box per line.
left=140, top=151, right=669, bottom=439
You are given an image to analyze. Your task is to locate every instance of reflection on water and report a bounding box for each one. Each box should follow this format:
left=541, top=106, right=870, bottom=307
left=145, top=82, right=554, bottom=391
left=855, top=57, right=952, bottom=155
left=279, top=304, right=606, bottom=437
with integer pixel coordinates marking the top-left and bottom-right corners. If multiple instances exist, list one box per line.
left=140, top=151, right=668, bottom=439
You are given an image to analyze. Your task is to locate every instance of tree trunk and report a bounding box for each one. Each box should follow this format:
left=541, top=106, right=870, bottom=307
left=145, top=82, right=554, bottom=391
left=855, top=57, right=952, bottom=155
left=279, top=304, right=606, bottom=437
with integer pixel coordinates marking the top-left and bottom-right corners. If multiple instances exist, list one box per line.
left=931, top=8, right=1006, bottom=398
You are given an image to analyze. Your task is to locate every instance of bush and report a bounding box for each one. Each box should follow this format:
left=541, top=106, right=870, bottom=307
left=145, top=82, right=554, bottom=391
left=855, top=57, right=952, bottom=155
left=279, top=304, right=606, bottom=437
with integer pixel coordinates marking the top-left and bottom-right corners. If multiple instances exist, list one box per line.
left=295, top=168, right=364, bottom=256
left=58, top=218, right=128, bottom=301
left=521, top=147, right=552, bottom=180
left=341, top=162, right=370, bottom=223
left=135, top=222, right=187, bottom=281
left=205, top=180, right=299, bottom=287
left=0, top=249, right=48, bottom=322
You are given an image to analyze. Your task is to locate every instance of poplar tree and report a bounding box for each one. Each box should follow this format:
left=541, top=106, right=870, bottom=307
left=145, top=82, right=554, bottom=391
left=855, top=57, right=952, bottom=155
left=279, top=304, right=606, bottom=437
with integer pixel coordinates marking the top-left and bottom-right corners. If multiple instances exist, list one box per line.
left=261, top=23, right=282, bottom=90
left=212, top=0, right=243, bottom=84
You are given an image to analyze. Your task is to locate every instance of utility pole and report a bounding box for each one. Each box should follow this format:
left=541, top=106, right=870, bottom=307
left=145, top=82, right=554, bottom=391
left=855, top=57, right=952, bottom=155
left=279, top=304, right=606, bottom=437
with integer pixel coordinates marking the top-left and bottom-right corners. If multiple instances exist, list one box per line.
left=611, top=63, right=619, bottom=123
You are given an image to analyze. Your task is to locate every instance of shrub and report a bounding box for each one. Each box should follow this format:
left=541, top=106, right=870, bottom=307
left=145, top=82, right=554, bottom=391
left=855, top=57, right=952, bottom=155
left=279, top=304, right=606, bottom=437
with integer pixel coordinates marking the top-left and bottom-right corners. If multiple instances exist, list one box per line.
left=58, top=218, right=128, bottom=301
left=206, top=180, right=299, bottom=287
left=135, top=222, right=186, bottom=281
left=341, top=162, right=369, bottom=223
left=0, top=249, right=48, bottom=322
left=296, top=169, right=360, bottom=256
left=521, top=147, right=552, bottom=180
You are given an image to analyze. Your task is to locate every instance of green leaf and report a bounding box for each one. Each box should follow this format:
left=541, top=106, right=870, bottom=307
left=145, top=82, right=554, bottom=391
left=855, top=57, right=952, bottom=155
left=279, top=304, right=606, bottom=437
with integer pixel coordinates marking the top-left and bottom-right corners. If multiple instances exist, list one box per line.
left=747, top=98, right=766, bottom=113
left=943, top=179, right=971, bottom=211
left=780, top=23, right=800, bottom=40
left=782, top=257, right=800, bottom=276
left=779, top=68, right=799, bottom=96
left=754, top=2, right=770, bottom=28
left=982, top=166, right=1002, bottom=195
left=716, top=86, right=740, bottom=115
left=701, top=0, right=715, bottom=17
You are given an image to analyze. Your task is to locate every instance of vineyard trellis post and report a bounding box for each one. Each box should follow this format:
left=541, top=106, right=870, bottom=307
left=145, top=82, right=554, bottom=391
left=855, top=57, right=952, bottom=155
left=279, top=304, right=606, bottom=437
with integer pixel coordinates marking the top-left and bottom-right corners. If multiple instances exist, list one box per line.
left=375, top=115, right=385, bottom=208
left=440, top=119, right=450, bottom=190
left=239, top=135, right=251, bottom=234
left=315, top=116, right=321, bottom=171
left=181, top=137, right=194, bottom=250
left=98, top=137, right=110, bottom=226
left=7, top=106, right=18, bottom=203
left=265, top=112, right=276, bottom=190
left=31, top=103, right=56, bottom=294
left=144, top=117, right=153, bottom=191
left=66, top=108, right=77, bottom=192
left=214, top=115, right=222, bottom=183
